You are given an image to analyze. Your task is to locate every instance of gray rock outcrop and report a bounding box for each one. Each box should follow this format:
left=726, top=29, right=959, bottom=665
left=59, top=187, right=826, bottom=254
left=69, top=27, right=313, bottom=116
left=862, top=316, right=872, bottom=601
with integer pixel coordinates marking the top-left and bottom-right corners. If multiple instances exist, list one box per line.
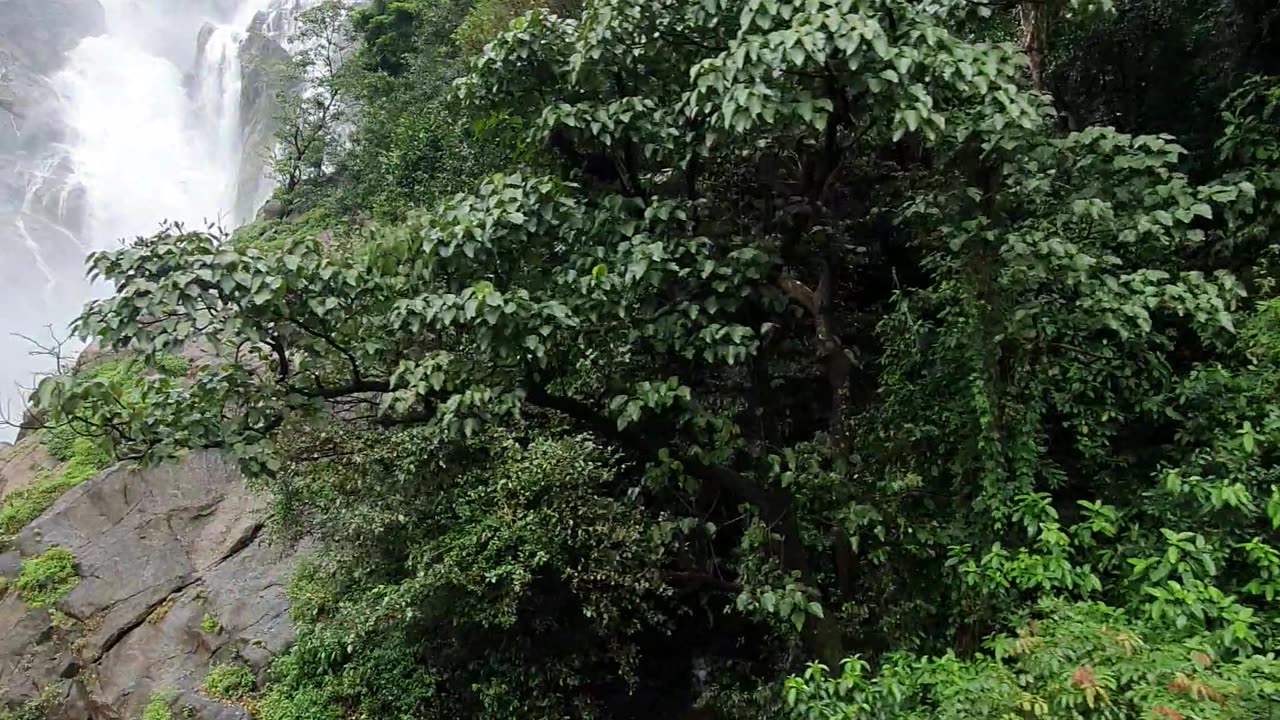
left=0, top=436, right=56, bottom=499
left=234, top=24, right=290, bottom=223
left=0, top=447, right=298, bottom=720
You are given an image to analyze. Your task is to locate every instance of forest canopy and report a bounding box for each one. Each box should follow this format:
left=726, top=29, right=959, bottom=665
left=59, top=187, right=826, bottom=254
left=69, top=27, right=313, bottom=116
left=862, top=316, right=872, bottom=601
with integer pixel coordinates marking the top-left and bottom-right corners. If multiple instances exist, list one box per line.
left=32, top=0, right=1280, bottom=717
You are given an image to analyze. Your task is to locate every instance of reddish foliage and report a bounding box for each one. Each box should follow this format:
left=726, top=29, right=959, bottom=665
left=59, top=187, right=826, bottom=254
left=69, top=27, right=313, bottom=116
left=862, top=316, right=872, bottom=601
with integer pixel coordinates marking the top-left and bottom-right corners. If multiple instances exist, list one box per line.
left=1070, top=664, right=1097, bottom=689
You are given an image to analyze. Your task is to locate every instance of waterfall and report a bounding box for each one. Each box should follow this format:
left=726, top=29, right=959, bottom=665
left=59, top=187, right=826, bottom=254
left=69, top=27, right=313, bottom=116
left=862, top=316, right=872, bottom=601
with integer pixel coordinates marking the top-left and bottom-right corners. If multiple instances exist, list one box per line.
left=0, top=0, right=306, bottom=439
left=195, top=24, right=250, bottom=211
left=57, top=35, right=232, bottom=242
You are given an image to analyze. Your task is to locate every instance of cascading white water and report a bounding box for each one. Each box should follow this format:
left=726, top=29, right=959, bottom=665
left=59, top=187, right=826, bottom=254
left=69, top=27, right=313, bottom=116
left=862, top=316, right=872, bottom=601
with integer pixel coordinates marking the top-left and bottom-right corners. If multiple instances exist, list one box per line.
left=56, top=1, right=272, bottom=243
left=196, top=26, right=249, bottom=205
left=0, top=0, right=299, bottom=439
left=58, top=38, right=230, bottom=242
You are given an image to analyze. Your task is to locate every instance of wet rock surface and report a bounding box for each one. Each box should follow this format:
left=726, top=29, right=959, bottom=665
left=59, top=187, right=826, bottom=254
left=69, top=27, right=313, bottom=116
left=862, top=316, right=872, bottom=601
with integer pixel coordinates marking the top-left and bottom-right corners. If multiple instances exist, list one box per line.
left=235, top=24, right=291, bottom=223
left=0, top=436, right=57, bottom=500
left=0, top=445, right=298, bottom=719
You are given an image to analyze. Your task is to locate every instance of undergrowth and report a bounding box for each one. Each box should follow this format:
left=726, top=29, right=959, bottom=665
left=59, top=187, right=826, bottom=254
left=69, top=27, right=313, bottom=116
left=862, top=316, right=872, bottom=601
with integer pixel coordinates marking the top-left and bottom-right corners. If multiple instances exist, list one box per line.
left=0, top=353, right=189, bottom=543
left=204, top=664, right=256, bottom=700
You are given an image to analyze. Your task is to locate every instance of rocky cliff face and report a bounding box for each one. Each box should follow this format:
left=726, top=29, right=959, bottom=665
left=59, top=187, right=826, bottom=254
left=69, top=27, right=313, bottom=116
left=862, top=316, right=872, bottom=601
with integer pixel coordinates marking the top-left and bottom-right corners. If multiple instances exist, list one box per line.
left=234, top=18, right=291, bottom=223
left=0, top=444, right=298, bottom=720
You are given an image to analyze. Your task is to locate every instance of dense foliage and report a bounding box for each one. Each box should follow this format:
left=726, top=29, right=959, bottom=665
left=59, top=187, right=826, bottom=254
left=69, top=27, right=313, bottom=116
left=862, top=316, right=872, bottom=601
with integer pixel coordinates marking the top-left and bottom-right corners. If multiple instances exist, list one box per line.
left=32, top=0, right=1280, bottom=717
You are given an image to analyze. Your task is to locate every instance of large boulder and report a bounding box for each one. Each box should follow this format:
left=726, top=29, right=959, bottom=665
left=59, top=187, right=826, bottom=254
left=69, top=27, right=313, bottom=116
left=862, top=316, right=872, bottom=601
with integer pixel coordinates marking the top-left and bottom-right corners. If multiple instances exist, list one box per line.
left=0, top=447, right=299, bottom=720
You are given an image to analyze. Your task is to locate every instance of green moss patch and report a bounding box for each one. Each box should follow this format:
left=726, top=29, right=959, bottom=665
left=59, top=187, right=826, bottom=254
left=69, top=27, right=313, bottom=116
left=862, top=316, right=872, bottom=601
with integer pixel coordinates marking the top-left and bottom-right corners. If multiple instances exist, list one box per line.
left=204, top=663, right=256, bottom=700
left=16, top=547, right=79, bottom=608
left=0, top=472, right=80, bottom=538
left=140, top=691, right=173, bottom=720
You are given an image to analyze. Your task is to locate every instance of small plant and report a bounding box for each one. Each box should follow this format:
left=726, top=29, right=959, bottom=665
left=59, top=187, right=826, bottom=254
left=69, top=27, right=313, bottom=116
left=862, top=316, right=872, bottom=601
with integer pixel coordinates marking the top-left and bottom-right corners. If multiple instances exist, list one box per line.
left=200, top=612, right=221, bottom=635
left=140, top=691, right=173, bottom=720
left=0, top=683, right=61, bottom=720
left=15, top=547, right=78, bottom=608
left=49, top=609, right=77, bottom=630
left=204, top=663, right=256, bottom=700
left=147, top=595, right=178, bottom=624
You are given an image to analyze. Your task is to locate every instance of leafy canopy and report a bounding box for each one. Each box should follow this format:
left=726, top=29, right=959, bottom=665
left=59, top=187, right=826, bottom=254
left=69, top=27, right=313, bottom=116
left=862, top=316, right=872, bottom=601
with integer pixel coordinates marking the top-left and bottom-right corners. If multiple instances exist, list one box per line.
left=34, top=0, right=1280, bottom=716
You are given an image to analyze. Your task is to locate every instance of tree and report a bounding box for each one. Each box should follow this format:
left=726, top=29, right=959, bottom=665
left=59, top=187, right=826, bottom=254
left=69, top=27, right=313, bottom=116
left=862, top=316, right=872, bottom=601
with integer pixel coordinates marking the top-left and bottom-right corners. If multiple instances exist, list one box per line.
left=350, top=0, right=431, bottom=75
left=34, top=0, right=1280, bottom=716
left=53, top=0, right=1041, bottom=667
left=272, top=1, right=358, bottom=209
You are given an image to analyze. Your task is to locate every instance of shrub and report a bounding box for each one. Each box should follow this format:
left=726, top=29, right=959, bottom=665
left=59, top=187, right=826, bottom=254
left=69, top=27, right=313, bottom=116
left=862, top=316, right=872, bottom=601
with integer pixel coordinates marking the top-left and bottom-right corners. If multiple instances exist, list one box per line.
left=140, top=692, right=173, bottom=720
left=784, top=600, right=1280, bottom=720
left=255, top=685, right=341, bottom=720
left=204, top=663, right=256, bottom=700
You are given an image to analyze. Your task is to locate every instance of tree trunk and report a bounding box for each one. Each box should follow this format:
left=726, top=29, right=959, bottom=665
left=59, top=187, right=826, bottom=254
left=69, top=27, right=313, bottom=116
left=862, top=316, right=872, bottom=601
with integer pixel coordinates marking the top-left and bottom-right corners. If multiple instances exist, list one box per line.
left=1019, top=1, right=1049, bottom=92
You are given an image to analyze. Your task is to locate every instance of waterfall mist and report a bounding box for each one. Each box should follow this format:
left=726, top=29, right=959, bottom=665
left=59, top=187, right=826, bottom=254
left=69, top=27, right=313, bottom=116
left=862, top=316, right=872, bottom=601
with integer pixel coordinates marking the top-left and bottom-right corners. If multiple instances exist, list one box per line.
left=0, top=0, right=292, bottom=439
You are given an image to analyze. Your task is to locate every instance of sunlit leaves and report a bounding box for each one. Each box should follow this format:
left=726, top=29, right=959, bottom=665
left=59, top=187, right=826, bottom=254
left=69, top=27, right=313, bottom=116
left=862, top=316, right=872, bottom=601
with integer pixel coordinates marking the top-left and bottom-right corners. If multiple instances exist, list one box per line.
left=785, top=599, right=1280, bottom=720
left=735, top=579, right=825, bottom=634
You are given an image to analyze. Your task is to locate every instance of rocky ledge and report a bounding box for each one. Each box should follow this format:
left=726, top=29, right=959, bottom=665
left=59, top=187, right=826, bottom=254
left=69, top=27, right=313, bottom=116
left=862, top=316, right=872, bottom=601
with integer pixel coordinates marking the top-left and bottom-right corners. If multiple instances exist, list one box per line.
left=0, top=447, right=298, bottom=720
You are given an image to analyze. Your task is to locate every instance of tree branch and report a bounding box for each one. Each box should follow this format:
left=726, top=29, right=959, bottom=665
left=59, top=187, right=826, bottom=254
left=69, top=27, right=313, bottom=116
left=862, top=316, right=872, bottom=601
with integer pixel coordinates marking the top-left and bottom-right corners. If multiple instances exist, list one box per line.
left=523, top=381, right=845, bottom=666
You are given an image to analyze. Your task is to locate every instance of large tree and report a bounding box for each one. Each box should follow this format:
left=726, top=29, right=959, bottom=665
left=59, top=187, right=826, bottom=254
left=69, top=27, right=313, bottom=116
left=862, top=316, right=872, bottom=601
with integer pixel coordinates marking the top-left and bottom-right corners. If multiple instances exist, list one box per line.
left=34, top=0, right=1280, bottom=717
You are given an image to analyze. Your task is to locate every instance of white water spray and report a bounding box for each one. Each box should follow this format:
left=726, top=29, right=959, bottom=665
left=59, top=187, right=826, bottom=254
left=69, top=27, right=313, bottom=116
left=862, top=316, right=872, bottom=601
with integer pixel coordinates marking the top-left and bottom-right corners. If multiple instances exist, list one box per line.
left=57, top=0, right=277, bottom=243
left=0, top=0, right=299, bottom=439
